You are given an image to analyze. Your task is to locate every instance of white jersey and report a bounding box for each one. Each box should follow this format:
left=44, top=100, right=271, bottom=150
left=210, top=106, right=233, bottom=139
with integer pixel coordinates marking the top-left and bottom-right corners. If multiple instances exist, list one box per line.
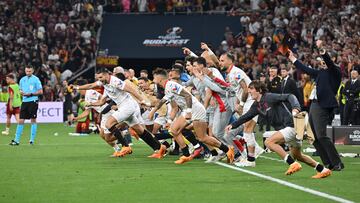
left=84, top=89, right=107, bottom=113
left=163, top=80, right=201, bottom=110
left=210, top=67, right=225, bottom=81
left=96, top=76, right=132, bottom=106
left=226, top=65, right=252, bottom=101
left=226, top=65, right=252, bottom=92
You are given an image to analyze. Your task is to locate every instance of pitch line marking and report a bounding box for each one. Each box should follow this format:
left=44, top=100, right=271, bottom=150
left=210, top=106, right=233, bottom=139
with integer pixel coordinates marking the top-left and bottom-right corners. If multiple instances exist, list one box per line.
left=215, top=162, right=354, bottom=203
left=259, top=155, right=283, bottom=162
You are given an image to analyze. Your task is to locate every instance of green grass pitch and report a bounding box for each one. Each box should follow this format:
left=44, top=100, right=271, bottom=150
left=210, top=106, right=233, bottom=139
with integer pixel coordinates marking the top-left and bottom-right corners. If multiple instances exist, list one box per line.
left=0, top=123, right=359, bottom=203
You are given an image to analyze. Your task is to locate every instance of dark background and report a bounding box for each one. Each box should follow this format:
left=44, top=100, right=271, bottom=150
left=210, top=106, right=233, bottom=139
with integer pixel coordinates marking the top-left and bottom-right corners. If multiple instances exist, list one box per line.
left=99, top=14, right=241, bottom=71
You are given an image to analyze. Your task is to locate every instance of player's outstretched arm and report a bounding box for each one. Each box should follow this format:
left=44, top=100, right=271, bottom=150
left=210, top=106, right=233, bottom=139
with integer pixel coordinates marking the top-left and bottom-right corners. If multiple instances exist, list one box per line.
left=73, top=109, right=91, bottom=121
left=201, top=42, right=220, bottom=68
left=148, top=98, right=167, bottom=120
left=123, top=80, right=149, bottom=106
left=74, top=82, right=99, bottom=90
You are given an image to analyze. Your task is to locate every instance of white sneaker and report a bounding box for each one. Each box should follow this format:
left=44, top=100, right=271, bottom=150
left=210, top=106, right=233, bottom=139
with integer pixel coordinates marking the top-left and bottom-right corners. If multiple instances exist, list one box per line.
left=264, top=148, right=272, bottom=153
left=205, top=154, right=223, bottom=163
left=234, top=159, right=256, bottom=167
left=255, top=145, right=265, bottom=158
left=234, top=156, right=246, bottom=163
left=303, top=147, right=316, bottom=153
left=203, top=153, right=211, bottom=160
left=1, top=131, right=9, bottom=135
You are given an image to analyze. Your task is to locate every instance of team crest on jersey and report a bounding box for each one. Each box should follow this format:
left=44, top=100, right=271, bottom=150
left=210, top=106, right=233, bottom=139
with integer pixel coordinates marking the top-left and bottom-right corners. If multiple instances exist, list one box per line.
left=171, top=84, right=180, bottom=92
left=235, top=74, right=242, bottom=80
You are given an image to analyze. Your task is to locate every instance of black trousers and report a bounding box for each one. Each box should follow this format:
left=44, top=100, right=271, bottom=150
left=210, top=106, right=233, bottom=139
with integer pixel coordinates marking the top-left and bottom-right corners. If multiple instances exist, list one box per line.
left=344, top=100, right=360, bottom=125
left=309, top=101, right=342, bottom=167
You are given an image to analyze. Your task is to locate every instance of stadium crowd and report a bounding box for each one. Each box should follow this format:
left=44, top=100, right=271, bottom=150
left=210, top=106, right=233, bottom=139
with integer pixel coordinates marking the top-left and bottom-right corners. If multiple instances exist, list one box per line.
left=3, top=0, right=358, bottom=125
left=0, top=0, right=102, bottom=101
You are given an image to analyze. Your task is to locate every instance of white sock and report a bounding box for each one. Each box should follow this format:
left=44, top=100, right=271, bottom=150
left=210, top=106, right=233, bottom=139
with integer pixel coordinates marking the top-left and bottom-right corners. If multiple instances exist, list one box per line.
left=193, top=144, right=200, bottom=149
left=284, top=154, right=289, bottom=163
left=113, top=145, right=120, bottom=152
left=5, top=127, right=9, bottom=132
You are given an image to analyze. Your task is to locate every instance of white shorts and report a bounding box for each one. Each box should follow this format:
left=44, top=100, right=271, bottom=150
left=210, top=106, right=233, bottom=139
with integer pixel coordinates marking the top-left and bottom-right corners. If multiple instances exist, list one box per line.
left=111, top=99, right=144, bottom=127
left=264, top=127, right=302, bottom=148
left=243, top=99, right=258, bottom=122
left=101, top=110, right=114, bottom=134
left=181, top=102, right=207, bottom=122
left=142, top=109, right=154, bottom=126
left=154, top=116, right=166, bottom=126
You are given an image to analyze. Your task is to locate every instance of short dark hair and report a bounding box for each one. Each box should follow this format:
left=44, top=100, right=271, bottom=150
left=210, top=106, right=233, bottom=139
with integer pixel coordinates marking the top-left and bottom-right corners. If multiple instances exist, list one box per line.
left=96, top=68, right=110, bottom=74
left=223, top=52, right=235, bottom=62
left=174, top=60, right=185, bottom=67
left=352, top=65, right=360, bottom=73
left=140, top=69, right=148, bottom=74
left=115, top=72, right=126, bottom=80
left=152, top=68, right=168, bottom=77
left=25, top=65, right=34, bottom=69
left=194, top=57, right=207, bottom=67
left=172, top=64, right=184, bottom=73
left=249, top=80, right=267, bottom=94
left=328, top=51, right=338, bottom=60
left=281, top=66, right=290, bottom=71
left=170, top=66, right=182, bottom=75
left=138, top=77, right=149, bottom=82
left=185, top=56, right=196, bottom=65
left=6, top=74, right=15, bottom=79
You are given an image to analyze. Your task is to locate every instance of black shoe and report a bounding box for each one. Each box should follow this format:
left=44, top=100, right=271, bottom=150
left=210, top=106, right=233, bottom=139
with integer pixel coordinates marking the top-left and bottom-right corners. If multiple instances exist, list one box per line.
left=29, top=141, right=34, bottom=145
left=9, top=140, right=19, bottom=146
left=331, top=163, right=345, bottom=171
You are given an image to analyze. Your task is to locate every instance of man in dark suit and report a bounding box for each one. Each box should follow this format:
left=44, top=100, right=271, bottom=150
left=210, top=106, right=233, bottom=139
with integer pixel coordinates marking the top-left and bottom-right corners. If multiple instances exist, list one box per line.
left=260, top=66, right=282, bottom=133
left=287, top=40, right=344, bottom=171
left=268, top=66, right=282, bottom=93
left=280, top=66, right=302, bottom=110
left=343, top=67, right=360, bottom=125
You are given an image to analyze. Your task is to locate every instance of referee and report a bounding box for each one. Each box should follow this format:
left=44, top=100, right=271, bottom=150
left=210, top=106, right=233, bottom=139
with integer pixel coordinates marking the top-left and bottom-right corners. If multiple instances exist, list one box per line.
left=10, top=66, right=43, bottom=145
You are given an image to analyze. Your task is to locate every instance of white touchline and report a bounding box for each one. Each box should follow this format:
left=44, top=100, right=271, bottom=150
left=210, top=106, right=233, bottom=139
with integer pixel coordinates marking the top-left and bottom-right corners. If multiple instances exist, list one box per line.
left=215, top=162, right=354, bottom=203
left=259, top=155, right=283, bottom=162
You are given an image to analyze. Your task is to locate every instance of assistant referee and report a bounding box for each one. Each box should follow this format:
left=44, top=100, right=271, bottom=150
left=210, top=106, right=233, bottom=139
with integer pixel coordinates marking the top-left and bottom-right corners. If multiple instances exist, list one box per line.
left=10, top=66, right=43, bottom=145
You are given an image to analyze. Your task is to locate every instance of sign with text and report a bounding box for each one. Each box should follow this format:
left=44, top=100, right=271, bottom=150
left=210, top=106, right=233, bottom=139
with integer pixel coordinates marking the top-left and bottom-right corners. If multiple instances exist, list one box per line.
left=327, top=125, right=360, bottom=145
left=96, top=55, right=119, bottom=67
left=0, top=102, right=63, bottom=123
left=100, top=14, right=241, bottom=58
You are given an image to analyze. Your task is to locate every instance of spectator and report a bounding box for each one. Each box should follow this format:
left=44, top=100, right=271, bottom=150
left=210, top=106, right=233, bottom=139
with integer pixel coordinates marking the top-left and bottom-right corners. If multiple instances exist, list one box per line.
left=342, top=68, right=360, bottom=125
left=1, top=0, right=100, bottom=101
left=81, top=27, right=91, bottom=45
left=280, top=66, right=302, bottom=109
left=136, top=0, right=148, bottom=12
left=140, top=69, right=150, bottom=79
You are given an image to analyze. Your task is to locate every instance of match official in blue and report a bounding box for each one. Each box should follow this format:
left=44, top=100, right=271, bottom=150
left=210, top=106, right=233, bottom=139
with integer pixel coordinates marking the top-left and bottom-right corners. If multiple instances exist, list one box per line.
left=10, top=66, right=43, bottom=145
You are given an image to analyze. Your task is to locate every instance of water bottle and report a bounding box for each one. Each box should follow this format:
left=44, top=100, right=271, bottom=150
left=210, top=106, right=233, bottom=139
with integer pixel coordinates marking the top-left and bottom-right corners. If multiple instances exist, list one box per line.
left=332, top=114, right=341, bottom=126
